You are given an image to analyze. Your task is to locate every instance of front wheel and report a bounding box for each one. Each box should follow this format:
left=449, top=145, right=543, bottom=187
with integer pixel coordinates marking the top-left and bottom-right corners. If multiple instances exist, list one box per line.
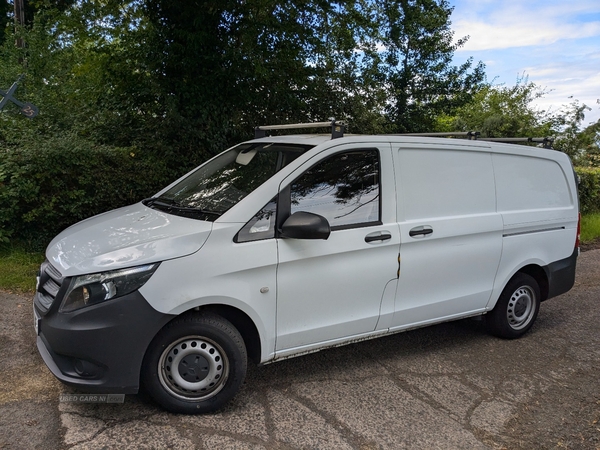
left=486, top=273, right=541, bottom=339
left=141, top=313, right=247, bottom=414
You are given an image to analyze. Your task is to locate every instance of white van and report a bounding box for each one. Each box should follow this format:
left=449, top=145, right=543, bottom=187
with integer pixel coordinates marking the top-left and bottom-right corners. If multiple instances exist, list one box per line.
left=34, top=122, right=580, bottom=414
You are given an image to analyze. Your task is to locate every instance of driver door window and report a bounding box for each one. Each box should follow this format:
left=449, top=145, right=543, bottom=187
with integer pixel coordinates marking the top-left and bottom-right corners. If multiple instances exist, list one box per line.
left=290, top=150, right=381, bottom=229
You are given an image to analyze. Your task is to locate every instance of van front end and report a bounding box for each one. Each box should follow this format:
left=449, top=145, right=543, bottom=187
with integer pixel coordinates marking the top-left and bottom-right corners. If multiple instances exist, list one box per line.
left=34, top=259, right=175, bottom=394
left=33, top=201, right=214, bottom=395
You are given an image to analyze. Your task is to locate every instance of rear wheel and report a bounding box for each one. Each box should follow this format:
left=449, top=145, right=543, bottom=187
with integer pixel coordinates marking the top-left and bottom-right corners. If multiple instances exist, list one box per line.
left=142, top=313, right=247, bottom=414
left=486, top=273, right=541, bottom=339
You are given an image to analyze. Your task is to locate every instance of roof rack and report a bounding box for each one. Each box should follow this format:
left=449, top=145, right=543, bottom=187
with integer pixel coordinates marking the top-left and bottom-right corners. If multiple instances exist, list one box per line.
left=253, top=123, right=554, bottom=149
left=397, top=131, right=480, bottom=140
left=477, top=137, right=554, bottom=149
left=255, top=119, right=345, bottom=139
left=397, top=132, right=554, bottom=149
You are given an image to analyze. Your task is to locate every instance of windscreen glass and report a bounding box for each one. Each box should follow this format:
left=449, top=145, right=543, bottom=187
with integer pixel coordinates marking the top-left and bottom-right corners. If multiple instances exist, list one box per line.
left=144, top=143, right=313, bottom=221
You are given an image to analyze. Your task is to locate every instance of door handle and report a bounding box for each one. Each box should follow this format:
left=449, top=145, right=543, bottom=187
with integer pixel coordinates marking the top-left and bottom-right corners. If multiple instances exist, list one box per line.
left=365, top=231, right=392, bottom=243
left=409, top=226, right=433, bottom=238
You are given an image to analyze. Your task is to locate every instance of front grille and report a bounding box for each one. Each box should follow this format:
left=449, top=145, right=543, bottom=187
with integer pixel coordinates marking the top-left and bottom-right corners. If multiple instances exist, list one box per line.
left=35, top=260, right=65, bottom=313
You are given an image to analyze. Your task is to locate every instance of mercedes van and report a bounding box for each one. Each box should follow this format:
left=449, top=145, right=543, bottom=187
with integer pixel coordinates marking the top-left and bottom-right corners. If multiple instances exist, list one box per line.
left=34, top=122, right=580, bottom=413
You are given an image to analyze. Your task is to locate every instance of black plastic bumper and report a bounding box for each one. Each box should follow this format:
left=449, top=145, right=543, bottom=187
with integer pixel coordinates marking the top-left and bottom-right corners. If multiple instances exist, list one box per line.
left=545, top=247, right=578, bottom=300
left=35, top=290, right=174, bottom=394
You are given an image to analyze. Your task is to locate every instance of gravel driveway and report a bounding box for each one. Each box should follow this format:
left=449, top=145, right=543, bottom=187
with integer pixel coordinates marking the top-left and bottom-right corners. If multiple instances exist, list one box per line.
left=1, top=250, right=599, bottom=449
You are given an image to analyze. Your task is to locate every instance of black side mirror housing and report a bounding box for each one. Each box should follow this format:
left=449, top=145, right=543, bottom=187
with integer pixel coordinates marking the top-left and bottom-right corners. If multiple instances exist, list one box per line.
left=280, top=211, right=331, bottom=240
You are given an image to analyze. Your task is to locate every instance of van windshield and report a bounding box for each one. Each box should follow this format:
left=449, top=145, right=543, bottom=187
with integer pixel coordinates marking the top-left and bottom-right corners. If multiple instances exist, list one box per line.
left=143, top=143, right=313, bottom=221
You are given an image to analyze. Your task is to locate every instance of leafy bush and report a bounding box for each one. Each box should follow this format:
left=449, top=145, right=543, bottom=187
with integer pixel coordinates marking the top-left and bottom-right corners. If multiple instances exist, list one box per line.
left=576, top=167, right=600, bottom=213
left=0, top=133, right=173, bottom=249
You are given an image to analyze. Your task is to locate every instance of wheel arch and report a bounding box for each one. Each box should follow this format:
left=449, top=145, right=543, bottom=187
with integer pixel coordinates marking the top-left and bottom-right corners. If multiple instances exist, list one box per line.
left=516, top=264, right=549, bottom=302
left=176, top=304, right=262, bottom=365
left=489, top=262, right=550, bottom=311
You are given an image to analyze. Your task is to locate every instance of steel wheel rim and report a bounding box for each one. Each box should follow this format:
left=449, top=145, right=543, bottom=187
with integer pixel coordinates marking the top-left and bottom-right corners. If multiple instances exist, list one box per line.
left=158, top=336, right=229, bottom=401
left=506, top=285, right=536, bottom=330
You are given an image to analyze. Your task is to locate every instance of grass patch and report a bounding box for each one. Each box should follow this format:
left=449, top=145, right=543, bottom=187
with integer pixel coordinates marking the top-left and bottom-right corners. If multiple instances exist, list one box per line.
left=581, top=213, right=600, bottom=244
left=0, top=244, right=45, bottom=293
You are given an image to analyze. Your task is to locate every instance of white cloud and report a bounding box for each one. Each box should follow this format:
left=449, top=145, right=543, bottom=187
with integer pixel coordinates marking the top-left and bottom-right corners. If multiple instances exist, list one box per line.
left=528, top=63, right=600, bottom=126
left=449, top=0, right=600, bottom=125
left=451, top=0, right=600, bottom=51
left=454, top=21, right=600, bottom=51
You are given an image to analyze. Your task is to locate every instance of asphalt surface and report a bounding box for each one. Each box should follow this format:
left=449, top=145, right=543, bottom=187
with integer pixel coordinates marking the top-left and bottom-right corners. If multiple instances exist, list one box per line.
left=1, top=250, right=599, bottom=449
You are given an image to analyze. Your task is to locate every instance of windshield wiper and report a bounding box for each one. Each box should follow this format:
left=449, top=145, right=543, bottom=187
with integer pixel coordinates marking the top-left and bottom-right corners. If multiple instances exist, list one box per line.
left=143, top=197, right=222, bottom=218
left=142, top=197, right=155, bottom=206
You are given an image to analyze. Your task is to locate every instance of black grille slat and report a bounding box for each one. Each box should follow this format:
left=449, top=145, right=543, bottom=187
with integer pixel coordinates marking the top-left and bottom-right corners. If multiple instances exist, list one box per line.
left=37, top=292, right=55, bottom=310
left=35, top=261, right=65, bottom=313
left=43, top=278, right=60, bottom=297
left=45, top=263, right=63, bottom=284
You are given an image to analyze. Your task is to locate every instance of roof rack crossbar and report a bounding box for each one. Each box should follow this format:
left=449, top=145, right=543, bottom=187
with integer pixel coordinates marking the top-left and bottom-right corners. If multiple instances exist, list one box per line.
left=255, top=119, right=345, bottom=139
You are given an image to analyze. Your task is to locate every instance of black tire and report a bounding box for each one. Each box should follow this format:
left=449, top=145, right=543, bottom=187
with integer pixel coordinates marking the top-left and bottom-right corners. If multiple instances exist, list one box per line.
left=486, top=273, right=541, bottom=339
left=141, top=313, right=247, bottom=414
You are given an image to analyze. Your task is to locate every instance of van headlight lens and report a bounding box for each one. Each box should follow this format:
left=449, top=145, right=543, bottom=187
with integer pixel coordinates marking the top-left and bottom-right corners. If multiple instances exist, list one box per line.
left=60, top=263, right=160, bottom=313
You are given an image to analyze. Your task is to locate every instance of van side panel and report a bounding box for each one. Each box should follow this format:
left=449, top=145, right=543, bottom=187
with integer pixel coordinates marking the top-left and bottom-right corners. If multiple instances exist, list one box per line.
left=392, top=147, right=503, bottom=328
left=487, top=152, right=578, bottom=309
left=495, top=154, right=573, bottom=213
left=399, top=148, right=497, bottom=220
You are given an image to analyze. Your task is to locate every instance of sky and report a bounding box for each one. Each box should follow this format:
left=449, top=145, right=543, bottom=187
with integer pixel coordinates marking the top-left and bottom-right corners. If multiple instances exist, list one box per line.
left=449, top=0, right=600, bottom=128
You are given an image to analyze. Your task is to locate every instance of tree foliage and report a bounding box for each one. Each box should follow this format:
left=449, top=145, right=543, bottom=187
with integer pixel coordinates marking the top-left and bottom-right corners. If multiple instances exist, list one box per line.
left=377, top=0, right=485, bottom=132
left=438, top=77, right=600, bottom=163
left=3, top=0, right=485, bottom=150
left=439, top=78, right=555, bottom=137
left=0, top=0, right=487, bottom=245
left=553, top=101, right=600, bottom=164
left=1, top=0, right=598, bottom=245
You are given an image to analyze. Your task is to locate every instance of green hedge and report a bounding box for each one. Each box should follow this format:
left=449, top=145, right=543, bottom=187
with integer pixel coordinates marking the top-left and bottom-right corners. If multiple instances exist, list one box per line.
left=2, top=138, right=600, bottom=249
left=0, top=134, right=173, bottom=248
left=576, top=167, right=600, bottom=214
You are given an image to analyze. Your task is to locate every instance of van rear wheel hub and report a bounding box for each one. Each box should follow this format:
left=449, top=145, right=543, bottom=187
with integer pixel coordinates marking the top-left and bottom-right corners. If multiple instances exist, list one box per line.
left=506, top=287, right=535, bottom=330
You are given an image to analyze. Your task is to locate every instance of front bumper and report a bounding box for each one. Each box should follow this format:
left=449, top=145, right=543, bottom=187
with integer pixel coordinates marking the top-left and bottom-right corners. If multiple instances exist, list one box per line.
left=35, top=290, right=174, bottom=394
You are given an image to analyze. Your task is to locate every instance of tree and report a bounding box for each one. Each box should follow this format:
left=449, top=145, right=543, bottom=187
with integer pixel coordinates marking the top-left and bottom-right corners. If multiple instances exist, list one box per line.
left=439, top=78, right=556, bottom=137
left=577, top=119, right=600, bottom=166
left=553, top=101, right=600, bottom=164
left=1, top=0, right=490, bottom=244
left=141, top=1, right=392, bottom=153
left=436, top=77, right=600, bottom=165
left=376, top=0, right=485, bottom=132
left=3, top=0, right=486, bottom=157
left=136, top=0, right=486, bottom=140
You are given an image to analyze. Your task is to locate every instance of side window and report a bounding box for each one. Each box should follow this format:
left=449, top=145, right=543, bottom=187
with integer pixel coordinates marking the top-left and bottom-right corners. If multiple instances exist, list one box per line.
left=235, top=198, right=277, bottom=243
left=290, top=150, right=380, bottom=229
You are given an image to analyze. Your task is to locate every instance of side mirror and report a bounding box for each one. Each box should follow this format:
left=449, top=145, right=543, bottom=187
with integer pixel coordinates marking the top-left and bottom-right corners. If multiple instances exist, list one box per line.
left=280, top=211, right=331, bottom=240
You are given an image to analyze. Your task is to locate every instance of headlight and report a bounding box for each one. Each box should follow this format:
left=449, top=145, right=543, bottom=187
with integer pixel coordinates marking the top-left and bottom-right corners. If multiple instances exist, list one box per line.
left=60, top=263, right=160, bottom=313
